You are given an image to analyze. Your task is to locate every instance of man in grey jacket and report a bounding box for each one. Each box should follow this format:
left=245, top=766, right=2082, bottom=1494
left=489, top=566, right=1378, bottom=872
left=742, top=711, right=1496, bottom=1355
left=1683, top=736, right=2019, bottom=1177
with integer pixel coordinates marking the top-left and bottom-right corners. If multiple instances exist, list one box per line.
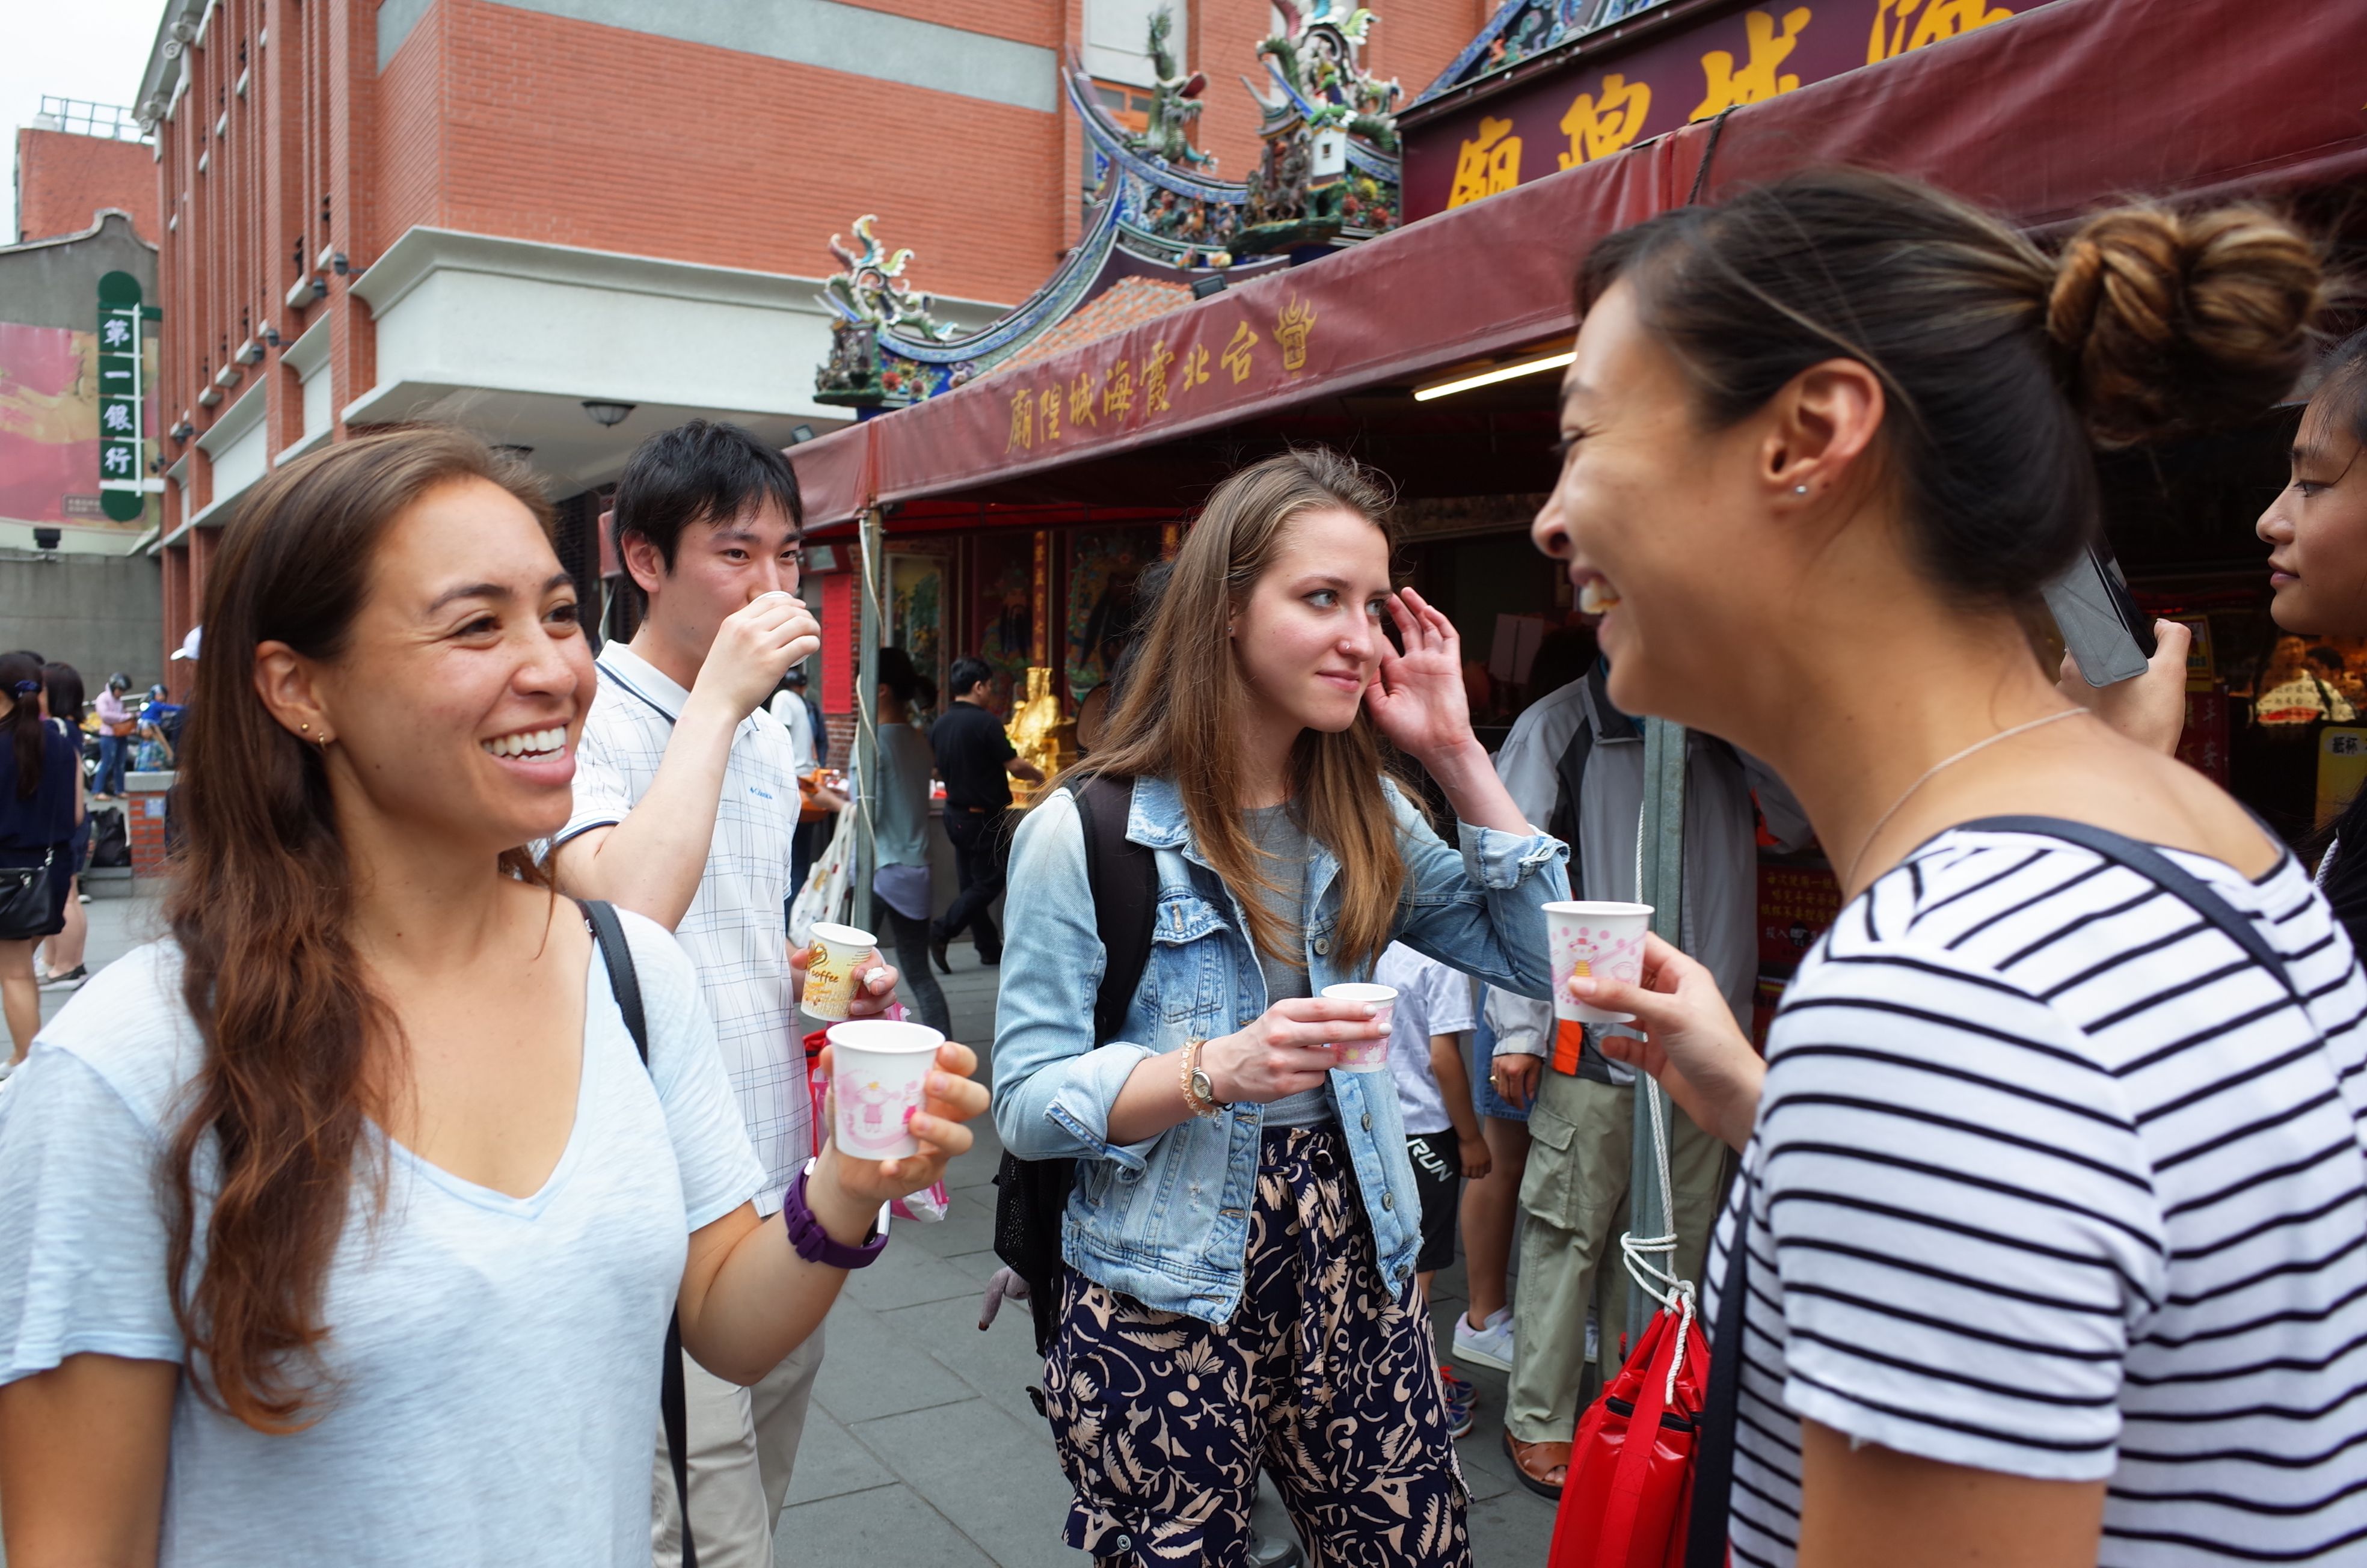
left=1491, top=658, right=1810, bottom=1498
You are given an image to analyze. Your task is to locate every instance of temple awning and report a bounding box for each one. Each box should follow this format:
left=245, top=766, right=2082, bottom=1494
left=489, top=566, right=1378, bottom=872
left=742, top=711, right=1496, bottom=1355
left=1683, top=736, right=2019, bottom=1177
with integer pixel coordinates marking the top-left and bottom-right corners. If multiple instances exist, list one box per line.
left=792, top=0, right=2367, bottom=530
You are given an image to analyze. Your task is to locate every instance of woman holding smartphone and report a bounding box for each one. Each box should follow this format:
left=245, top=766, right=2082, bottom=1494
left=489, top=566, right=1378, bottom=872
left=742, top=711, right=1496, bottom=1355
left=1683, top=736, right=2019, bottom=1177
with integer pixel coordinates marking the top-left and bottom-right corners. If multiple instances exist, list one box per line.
left=0, top=428, right=988, bottom=1567
left=994, top=447, right=1568, bottom=1566
left=1540, top=169, right=2365, bottom=1566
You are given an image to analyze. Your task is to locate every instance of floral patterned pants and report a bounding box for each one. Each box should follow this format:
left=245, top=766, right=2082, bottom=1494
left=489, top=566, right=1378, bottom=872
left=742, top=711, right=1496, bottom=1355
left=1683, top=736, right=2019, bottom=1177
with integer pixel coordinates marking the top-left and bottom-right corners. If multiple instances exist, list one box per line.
left=1043, top=1127, right=1472, bottom=1567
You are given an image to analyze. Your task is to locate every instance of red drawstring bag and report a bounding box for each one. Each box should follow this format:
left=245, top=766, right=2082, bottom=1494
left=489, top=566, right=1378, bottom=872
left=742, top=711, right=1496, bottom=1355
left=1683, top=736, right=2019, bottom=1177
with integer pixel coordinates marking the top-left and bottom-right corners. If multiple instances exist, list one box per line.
left=1550, top=1295, right=1709, bottom=1568
left=1549, top=1067, right=1710, bottom=1568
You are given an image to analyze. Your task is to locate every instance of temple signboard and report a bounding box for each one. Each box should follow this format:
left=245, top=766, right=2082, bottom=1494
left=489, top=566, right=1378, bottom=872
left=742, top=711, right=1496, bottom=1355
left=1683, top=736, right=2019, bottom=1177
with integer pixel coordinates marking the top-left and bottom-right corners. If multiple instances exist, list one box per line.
left=1401, top=0, right=2055, bottom=221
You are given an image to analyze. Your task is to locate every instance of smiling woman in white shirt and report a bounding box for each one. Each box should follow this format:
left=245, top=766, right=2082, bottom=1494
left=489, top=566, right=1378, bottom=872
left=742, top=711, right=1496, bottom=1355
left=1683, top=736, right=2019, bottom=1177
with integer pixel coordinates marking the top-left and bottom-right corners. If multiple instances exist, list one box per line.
left=0, top=427, right=988, bottom=1568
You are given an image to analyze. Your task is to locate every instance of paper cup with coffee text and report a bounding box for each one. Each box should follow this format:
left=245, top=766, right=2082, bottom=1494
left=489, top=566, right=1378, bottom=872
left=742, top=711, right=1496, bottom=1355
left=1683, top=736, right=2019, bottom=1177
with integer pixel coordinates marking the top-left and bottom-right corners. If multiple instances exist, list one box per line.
left=801, top=921, right=877, bottom=1021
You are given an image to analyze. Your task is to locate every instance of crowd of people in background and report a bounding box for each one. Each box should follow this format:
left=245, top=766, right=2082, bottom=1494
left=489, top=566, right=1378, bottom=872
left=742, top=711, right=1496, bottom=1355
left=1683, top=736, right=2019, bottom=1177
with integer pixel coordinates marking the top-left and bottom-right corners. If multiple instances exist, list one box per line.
left=1, top=164, right=2365, bottom=1568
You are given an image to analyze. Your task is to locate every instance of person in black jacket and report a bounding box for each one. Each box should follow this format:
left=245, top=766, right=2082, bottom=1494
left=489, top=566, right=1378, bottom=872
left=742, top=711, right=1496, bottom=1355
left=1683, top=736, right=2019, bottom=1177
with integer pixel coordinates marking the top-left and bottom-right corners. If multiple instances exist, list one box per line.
left=2260, top=326, right=2367, bottom=951
left=926, top=655, right=1043, bottom=970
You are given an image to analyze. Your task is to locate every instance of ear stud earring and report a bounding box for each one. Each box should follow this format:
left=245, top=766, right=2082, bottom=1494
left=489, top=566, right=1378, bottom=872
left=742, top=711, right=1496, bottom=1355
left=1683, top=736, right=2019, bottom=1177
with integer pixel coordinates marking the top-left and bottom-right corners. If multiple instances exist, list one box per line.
left=1794, top=484, right=1810, bottom=495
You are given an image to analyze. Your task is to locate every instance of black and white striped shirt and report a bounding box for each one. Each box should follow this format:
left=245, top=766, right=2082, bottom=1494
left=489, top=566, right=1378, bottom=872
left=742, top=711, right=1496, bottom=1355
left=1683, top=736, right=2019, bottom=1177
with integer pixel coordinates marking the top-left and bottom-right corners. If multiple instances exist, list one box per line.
left=1708, top=827, right=2367, bottom=1566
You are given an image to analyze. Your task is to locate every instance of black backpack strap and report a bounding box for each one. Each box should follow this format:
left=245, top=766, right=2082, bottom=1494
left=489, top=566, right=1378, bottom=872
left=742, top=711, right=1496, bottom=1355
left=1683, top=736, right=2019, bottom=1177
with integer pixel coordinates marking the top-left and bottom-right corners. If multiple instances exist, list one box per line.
left=1686, top=1216, right=1751, bottom=1568
left=1076, top=774, right=1157, bottom=1046
left=990, top=776, right=1159, bottom=1358
left=581, top=899, right=697, bottom=1568
left=1958, top=816, right=2305, bottom=1006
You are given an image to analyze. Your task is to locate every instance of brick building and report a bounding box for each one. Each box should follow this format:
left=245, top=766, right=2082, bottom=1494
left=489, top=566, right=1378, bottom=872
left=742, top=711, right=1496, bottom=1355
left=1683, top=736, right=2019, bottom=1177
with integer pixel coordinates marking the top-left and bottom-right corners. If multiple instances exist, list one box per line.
left=131, top=0, right=1491, bottom=681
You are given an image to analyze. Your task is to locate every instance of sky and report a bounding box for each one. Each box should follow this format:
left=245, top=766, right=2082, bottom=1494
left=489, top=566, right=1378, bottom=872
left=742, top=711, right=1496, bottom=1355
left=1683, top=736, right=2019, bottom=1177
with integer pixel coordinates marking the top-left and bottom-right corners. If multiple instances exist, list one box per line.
left=4, top=0, right=173, bottom=242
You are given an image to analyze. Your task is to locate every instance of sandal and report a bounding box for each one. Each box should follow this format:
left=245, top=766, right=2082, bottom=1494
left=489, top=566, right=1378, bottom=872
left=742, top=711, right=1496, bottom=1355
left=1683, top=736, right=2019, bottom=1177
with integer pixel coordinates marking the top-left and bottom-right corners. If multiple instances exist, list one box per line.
left=1503, top=1430, right=1571, bottom=1501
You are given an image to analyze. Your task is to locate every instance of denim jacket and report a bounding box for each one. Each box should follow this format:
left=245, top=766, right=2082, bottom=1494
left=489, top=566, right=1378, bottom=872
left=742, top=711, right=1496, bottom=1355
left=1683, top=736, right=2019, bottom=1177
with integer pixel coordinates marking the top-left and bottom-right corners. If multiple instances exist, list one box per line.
left=992, top=774, right=1570, bottom=1324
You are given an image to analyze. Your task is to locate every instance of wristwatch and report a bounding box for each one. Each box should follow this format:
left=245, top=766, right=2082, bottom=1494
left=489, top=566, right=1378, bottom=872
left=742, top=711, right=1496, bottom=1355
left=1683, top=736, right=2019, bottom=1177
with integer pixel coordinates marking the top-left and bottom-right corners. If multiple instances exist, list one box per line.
left=782, top=1162, right=888, bottom=1269
left=1181, top=1037, right=1227, bottom=1119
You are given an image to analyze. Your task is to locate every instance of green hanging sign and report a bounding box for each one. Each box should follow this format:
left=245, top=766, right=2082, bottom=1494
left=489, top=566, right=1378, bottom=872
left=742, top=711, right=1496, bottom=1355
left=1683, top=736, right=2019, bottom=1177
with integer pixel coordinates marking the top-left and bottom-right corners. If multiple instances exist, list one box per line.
left=97, top=271, right=147, bottom=522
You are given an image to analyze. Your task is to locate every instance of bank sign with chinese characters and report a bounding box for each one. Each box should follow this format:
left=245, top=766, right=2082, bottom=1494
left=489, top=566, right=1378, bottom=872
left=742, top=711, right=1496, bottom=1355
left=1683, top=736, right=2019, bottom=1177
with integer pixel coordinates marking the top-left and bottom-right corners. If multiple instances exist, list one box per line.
left=1402, top=0, right=2057, bottom=221
left=96, top=271, right=149, bottom=522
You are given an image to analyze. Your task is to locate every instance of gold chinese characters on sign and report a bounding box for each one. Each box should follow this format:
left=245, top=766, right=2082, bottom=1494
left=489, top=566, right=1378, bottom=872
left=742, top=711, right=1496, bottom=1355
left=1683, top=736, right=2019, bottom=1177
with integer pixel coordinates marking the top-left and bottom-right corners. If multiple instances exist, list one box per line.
left=1558, top=73, right=1652, bottom=169
left=1447, top=115, right=1522, bottom=209
left=992, top=307, right=1305, bottom=455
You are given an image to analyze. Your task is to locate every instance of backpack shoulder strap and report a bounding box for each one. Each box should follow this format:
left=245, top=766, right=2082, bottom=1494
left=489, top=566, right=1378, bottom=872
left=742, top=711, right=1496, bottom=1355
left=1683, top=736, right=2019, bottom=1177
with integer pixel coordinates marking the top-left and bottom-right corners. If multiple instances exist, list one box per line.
left=1957, top=816, right=2304, bottom=1006
left=1073, top=774, right=1157, bottom=1046
left=580, top=898, right=651, bottom=1062
left=575, top=896, right=696, bottom=1568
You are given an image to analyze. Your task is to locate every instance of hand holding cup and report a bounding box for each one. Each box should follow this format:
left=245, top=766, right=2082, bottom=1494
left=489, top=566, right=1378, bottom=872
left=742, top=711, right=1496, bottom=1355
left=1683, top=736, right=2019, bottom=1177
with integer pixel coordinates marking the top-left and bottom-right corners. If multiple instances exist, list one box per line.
left=1200, top=996, right=1384, bottom=1103
left=693, top=589, right=821, bottom=720
left=818, top=1026, right=987, bottom=1205
left=1577, top=933, right=1764, bottom=1152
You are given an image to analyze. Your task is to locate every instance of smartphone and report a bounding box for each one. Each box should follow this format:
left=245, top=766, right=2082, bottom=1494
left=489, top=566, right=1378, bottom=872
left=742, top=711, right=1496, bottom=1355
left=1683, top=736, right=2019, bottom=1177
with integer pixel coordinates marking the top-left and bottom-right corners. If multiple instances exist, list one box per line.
left=2044, top=544, right=2157, bottom=688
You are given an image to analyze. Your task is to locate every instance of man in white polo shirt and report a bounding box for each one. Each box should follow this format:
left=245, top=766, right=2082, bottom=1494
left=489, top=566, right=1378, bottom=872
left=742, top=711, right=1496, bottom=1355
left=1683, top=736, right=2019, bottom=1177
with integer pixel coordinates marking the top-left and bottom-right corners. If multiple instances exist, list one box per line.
left=553, top=420, right=897, bottom=1568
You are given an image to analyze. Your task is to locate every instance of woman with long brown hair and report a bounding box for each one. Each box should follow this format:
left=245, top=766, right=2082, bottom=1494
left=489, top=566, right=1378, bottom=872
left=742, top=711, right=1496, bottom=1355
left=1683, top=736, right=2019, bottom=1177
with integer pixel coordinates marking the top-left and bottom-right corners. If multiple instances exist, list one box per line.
left=0, top=427, right=987, bottom=1566
left=993, top=447, right=1569, bottom=1566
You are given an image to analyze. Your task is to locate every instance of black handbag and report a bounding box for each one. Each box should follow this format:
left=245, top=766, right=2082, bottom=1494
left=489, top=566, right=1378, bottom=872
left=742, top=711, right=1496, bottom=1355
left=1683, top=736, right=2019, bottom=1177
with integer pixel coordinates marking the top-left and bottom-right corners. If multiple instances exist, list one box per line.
left=0, top=848, right=56, bottom=941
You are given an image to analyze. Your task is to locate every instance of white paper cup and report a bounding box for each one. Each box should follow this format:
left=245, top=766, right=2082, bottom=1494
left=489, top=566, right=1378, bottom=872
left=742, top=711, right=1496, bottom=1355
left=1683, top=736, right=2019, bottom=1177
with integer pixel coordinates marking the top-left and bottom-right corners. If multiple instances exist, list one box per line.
left=827, top=1018, right=945, bottom=1160
left=801, top=921, right=876, bottom=1021
left=1321, top=982, right=1398, bottom=1071
left=1546, top=901, right=1652, bottom=1028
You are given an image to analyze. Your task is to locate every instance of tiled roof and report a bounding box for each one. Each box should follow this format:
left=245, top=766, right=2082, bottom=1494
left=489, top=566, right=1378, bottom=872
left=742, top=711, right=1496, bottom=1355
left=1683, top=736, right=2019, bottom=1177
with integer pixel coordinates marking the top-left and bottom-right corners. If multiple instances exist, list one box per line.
left=989, top=276, right=1194, bottom=376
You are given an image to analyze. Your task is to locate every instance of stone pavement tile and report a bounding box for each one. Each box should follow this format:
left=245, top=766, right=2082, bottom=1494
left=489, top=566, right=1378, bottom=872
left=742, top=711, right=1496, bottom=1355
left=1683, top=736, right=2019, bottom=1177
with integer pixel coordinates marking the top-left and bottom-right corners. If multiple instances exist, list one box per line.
left=1466, top=1482, right=1558, bottom=1561
left=944, top=1246, right=1009, bottom=1284
left=883, top=1290, right=1055, bottom=1436
left=947, top=1124, right=1006, bottom=1190
left=773, top=1480, right=996, bottom=1568
left=845, top=1233, right=989, bottom=1313
left=785, top=1405, right=897, bottom=1506
left=812, top=1296, right=980, bottom=1424
left=853, top=1394, right=1086, bottom=1567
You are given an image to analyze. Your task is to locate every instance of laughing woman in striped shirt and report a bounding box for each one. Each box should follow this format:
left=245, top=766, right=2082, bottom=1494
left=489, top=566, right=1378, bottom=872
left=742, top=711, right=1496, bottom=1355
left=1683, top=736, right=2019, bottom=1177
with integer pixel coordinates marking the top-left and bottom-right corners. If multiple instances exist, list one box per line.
left=1533, top=168, right=2366, bottom=1567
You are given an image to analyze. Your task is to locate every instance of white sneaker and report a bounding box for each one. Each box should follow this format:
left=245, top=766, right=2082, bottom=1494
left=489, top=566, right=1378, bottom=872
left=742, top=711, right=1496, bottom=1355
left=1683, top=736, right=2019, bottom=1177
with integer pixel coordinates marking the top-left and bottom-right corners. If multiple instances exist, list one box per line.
left=1452, top=1306, right=1515, bottom=1373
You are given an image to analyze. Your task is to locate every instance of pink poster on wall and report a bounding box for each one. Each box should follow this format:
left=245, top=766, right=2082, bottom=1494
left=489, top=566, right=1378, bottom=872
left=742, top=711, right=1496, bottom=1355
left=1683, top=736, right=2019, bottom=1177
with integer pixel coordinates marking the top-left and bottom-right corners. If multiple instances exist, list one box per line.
left=0, top=321, right=156, bottom=530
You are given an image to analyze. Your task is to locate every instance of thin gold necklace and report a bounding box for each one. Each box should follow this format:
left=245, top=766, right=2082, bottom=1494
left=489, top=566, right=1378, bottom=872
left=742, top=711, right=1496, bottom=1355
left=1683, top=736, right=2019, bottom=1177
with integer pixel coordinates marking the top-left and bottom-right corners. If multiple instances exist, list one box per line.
left=1841, top=708, right=2091, bottom=890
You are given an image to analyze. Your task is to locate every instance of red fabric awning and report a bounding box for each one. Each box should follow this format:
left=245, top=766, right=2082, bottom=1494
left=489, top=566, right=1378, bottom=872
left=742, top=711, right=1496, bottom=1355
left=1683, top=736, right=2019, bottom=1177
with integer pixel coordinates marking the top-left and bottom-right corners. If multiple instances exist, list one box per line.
left=790, top=0, right=2367, bottom=528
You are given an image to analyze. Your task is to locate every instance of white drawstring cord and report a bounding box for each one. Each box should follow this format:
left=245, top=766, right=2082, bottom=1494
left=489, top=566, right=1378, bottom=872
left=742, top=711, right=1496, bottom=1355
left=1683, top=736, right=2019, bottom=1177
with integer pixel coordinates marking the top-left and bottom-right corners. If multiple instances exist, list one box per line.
left=1619, top=792, right=1698, bottom=1402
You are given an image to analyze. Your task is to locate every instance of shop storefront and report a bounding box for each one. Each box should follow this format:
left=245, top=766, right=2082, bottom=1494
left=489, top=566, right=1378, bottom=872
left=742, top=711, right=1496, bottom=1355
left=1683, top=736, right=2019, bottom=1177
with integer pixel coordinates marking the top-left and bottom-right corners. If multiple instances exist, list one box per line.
left=790, top=0, right=2367, bottom=1035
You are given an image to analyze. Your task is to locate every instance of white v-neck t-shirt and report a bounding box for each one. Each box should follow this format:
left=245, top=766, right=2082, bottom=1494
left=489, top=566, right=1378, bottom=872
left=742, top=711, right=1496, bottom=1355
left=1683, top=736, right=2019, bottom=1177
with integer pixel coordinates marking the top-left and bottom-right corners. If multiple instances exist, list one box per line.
left=0, top=910, right=764, bottom=1567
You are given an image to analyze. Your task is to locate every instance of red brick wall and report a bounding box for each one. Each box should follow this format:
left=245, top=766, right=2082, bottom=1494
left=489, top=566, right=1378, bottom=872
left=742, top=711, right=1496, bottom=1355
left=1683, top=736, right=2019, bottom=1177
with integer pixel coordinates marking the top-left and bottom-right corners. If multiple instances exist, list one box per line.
left=127, top=785, right=173, bottom=877
left=422, top=0, right=1067, bottom=305
left=14, top=128, right=160, bottom=243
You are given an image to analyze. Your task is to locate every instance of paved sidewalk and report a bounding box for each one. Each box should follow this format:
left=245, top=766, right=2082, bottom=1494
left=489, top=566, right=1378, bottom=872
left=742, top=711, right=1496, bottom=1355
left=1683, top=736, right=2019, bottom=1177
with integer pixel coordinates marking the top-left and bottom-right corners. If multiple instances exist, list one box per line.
left=776, top=945, right=1560, bottom=1567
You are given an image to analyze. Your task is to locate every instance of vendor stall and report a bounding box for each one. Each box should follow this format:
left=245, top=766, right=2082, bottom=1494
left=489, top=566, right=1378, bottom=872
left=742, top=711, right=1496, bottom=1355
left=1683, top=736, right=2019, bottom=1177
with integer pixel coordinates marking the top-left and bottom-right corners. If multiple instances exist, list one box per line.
left=791, top=0, right=2367, bottom=1328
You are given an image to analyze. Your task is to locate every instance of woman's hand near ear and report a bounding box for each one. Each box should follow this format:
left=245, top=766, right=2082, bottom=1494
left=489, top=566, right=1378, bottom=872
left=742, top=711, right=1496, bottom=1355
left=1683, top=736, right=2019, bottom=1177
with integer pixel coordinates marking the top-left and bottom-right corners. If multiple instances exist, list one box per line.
left=2059, top=618, right=2190, bottom=756
left=1367, top=589, right=1534, bottom=835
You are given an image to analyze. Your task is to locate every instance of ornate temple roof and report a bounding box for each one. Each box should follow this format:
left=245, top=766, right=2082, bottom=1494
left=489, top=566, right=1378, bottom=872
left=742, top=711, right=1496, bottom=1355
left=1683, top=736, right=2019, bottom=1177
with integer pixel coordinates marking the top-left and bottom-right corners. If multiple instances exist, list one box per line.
left=814, top=2, right=1405, bottom=412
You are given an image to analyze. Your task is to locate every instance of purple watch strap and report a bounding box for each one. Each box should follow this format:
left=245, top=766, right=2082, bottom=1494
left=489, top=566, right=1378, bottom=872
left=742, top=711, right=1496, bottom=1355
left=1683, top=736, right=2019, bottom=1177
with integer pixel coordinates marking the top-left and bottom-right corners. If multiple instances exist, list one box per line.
left=783, top=1166, right=887, bottom=1269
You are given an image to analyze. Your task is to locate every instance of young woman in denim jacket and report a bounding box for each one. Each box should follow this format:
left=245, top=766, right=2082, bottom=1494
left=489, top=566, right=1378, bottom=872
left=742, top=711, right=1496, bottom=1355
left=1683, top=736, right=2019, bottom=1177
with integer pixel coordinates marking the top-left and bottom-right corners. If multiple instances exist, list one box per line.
left=994, top=449, right=1569, bottom=1567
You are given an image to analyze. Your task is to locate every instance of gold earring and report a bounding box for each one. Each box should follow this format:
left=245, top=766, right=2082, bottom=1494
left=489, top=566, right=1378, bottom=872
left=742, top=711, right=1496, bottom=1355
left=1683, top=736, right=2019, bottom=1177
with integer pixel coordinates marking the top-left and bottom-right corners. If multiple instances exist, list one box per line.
left=299, top=722, right=310, bottom=732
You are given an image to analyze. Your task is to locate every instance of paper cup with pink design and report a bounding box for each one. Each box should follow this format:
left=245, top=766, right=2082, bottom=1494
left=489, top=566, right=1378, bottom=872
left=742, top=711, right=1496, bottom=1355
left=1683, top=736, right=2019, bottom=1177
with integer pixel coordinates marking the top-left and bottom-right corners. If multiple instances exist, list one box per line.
left=827, top=1018, right=944, bottom=1161
left=1321, top=982, right=1398, bottom=1071
left=800, top=921, right=876, bottom=1021
left=1546, top=901, right=1653, bottom=1025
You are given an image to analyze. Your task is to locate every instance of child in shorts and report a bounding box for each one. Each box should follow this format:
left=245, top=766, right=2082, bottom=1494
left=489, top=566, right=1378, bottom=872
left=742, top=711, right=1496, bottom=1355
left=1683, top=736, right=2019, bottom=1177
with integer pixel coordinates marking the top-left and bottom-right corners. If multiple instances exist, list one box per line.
left=1375, top=942, right=1488, bottom=1438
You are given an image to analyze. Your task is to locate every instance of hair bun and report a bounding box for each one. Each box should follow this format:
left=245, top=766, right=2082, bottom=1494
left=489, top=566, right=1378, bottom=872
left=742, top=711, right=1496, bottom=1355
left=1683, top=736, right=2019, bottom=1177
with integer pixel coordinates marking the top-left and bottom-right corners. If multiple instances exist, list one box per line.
left=2046, top=203, right=2322, bottom=447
